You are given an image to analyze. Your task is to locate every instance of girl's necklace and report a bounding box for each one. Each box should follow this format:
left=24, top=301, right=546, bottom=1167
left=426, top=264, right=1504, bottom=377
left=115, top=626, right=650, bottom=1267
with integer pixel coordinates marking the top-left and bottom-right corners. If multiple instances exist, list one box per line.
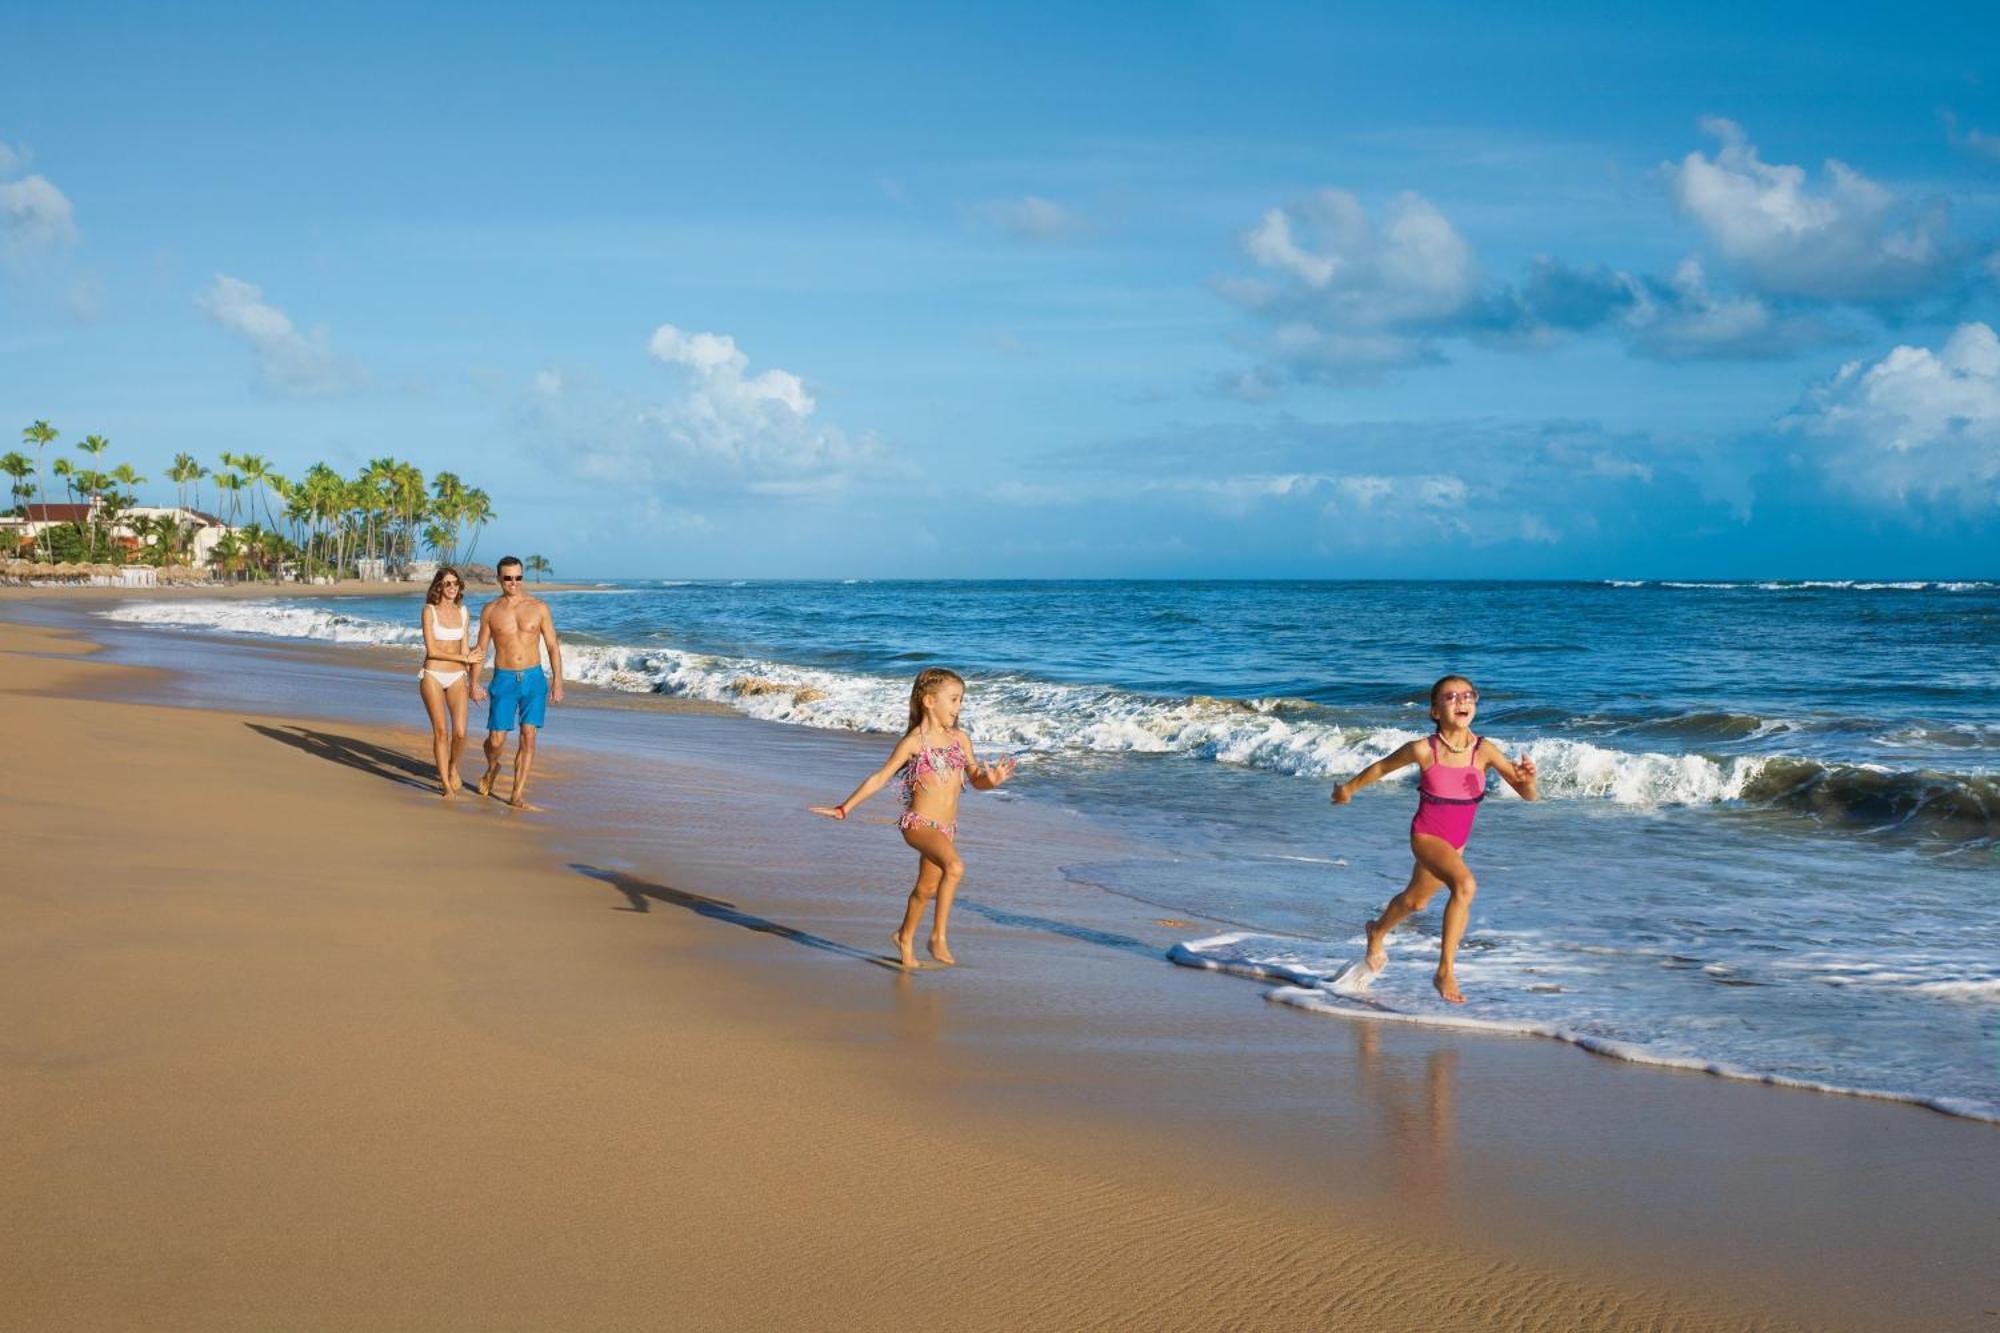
left=1434, top=729, right=1473, bottom=754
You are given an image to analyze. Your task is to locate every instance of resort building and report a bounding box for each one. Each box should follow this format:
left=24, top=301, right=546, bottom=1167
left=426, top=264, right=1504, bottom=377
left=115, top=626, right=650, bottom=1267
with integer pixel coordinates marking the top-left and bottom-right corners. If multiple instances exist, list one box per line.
left=1, top=502, right=237, bottom=567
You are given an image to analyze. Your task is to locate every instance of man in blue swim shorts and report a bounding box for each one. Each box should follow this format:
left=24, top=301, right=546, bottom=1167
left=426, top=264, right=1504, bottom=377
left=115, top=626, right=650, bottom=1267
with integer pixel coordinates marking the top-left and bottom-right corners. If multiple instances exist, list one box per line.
left=472, top=556, right=564, bottom=809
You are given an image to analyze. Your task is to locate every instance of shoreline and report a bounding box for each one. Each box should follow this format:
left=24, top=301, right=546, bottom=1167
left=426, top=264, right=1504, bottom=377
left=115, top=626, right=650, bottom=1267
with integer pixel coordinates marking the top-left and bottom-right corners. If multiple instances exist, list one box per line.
left=6, top=606, right=2000, bottom=1328
left=0, top=578, right=593, bottom=601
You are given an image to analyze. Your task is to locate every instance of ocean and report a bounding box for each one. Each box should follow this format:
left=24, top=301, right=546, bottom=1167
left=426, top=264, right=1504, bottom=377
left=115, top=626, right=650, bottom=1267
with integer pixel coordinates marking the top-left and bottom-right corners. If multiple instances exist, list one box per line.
left=101, top=578, right=2000, bottom=1122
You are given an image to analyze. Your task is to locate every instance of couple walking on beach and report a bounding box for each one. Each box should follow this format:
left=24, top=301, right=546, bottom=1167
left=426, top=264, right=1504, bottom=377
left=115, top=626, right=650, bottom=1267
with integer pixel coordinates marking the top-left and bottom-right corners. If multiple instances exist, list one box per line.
left=417, top=555, right=563, bottom=809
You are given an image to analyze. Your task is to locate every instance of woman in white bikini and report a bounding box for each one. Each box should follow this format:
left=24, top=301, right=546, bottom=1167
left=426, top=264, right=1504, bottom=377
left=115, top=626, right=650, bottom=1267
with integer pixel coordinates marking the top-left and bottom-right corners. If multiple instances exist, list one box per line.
left=417, top=566, right=481, bottom=795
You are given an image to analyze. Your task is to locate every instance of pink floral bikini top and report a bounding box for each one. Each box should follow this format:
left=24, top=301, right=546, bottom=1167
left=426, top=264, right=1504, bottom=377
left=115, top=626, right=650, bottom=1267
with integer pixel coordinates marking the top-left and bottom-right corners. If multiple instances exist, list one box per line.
left=900, top=742, right=968, bottom=807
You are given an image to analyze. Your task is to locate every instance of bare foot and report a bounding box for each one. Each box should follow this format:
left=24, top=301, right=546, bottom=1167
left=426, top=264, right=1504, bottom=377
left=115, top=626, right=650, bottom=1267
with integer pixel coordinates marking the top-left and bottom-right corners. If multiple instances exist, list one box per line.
left=447, top=770, right=464, bottom=794
left=1434, top=971, right=1465, bottom=1004
left=476, top=765, right=500, bottom=798
left=891, top=930, right=918, bottom=970
left=1364, top=918, right=1389, bottom=972
left=927, top=937, right=956, bottom=966
left=507, top=798, right=543, bottom=812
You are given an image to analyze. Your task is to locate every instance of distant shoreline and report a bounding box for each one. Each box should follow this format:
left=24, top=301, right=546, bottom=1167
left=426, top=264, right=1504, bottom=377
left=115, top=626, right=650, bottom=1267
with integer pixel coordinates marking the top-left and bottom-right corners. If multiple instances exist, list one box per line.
left=0, top=578, right=594, bottom=602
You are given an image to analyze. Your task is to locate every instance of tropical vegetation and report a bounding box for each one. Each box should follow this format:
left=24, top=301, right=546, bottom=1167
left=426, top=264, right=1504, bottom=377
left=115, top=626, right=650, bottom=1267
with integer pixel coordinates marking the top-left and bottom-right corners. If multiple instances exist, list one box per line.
left=6, top=421, right=500, bottom=583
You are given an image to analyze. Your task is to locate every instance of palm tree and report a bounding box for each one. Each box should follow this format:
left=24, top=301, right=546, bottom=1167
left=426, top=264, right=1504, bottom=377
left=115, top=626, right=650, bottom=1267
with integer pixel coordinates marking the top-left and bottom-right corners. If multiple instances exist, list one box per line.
left=395, top=461, right=426, bottom=568
left=237, top=454, right=285, bottom=533
left=210, top=528, right=245, bottom=582
left=71, top=434, right=110, bottom=555
left=460, top=487, right=494, bottom=565
left=1, top=451, right=30, bottom=512
left=101, top=464, right=145, bottom=563
left=22, top=421, right=56, bottom=561
left=525, top=553, right=552, bottom=583
left=168, top=453, right=207, bottom=516
left=430, top=471, right=466, bottom=564
left=215, top=470, right=245, bottom=528
left=359, top=458, right=398, bottom=563
left=1, top=453, right=32, bottom=557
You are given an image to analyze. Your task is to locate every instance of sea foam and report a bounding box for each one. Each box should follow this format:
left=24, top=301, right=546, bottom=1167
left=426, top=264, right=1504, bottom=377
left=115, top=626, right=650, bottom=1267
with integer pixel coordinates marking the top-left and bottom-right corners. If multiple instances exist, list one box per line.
left=1170, top=932, right=2000, bottom=1124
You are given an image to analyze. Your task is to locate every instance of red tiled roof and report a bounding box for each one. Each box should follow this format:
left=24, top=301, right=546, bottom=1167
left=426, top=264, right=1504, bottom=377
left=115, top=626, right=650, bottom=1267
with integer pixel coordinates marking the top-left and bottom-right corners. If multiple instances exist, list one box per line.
left=19, top=504, right=93, bottom=522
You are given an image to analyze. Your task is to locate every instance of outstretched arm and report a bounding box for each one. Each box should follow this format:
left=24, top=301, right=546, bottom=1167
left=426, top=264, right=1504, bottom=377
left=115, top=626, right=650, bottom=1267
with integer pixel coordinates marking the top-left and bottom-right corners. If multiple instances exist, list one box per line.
left=963, top=732, right=1015, bottom=790
left=1331, top=741, right=1420, bottom=805
left=1481, top=739, right=1539, bottom=800
left=540, top=606, right=564, bottom=703
left=811, top=733, right=923, bottom=819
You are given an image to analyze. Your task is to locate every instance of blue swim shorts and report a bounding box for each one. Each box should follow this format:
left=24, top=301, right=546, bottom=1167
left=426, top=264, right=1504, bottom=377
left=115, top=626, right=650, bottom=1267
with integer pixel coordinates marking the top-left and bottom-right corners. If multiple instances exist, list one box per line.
left=487, top=666, right=549, bottom=732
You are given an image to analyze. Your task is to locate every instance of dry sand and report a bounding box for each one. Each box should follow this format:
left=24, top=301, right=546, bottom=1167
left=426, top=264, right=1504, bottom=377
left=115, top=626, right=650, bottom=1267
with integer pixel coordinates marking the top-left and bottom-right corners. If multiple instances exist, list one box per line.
left=0, top=618, right=1825, bottom=1330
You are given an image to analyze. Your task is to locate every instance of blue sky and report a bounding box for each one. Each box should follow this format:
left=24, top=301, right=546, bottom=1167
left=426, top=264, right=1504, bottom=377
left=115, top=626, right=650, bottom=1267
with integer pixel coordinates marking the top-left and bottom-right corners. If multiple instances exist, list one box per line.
left=4, top=1, right=1998, bottom=577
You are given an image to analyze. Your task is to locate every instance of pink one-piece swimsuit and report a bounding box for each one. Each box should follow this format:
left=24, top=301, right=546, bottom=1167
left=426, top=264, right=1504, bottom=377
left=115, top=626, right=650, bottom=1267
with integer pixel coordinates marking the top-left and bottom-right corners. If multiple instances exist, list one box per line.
left=1410, top=733, right=1485, bottom=851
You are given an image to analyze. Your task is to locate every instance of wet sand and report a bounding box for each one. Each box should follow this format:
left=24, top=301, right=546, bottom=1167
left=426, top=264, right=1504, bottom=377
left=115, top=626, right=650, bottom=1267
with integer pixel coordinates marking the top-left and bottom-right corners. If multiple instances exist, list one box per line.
left=5, top=606, right=1998, bottom=1330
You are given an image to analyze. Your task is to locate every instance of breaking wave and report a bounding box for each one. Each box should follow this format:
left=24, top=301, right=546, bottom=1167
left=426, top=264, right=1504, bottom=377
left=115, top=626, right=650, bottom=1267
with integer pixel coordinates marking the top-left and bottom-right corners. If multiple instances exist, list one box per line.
left=96, top=598, right=2000, bottom=840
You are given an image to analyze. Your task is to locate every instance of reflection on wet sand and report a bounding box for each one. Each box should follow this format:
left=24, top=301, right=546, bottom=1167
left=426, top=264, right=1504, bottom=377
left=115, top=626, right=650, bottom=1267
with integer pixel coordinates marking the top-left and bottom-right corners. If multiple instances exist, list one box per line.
left=1353, top=1024, right=1458, bottom=1206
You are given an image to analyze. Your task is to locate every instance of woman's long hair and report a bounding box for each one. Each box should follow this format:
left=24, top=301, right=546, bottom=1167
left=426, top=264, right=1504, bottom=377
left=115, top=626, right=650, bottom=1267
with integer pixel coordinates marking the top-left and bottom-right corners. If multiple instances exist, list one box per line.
left=906, top=667, right=965, bottom=735
left=425, top=566, right=465, bottom=607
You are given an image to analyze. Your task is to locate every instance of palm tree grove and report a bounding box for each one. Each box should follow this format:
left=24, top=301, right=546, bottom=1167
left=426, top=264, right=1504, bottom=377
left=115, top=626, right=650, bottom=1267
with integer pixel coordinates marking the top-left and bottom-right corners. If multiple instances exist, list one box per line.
left=5, top=421, right=498, bottom=582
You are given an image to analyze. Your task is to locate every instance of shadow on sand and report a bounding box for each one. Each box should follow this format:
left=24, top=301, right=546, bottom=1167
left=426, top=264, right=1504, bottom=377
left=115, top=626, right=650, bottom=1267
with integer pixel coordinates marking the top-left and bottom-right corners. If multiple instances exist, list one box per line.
left=247, top=722, right=435, bottom=792
left=572, top=864, right=899, bottom=968
left=956, top=899, right=1165, bottom=960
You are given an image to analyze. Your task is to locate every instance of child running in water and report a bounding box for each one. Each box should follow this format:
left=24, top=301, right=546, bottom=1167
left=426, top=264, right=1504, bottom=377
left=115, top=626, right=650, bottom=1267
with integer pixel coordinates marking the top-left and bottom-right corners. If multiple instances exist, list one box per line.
left=811, top=667, right=1017, bottom=969
left=1331, top=674, right=1538, bottom=1004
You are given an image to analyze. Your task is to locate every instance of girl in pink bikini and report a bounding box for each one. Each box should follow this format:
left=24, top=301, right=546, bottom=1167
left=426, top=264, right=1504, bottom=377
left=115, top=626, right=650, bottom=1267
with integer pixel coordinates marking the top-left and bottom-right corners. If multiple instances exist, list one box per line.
left=1331, top=674, right=1538, bottom=1003
left=811, top=667, right=1017, bottom=970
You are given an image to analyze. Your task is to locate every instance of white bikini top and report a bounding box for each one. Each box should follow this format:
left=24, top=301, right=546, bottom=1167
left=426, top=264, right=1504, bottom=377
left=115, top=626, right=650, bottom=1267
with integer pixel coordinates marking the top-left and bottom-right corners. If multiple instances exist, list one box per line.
left=428, top=605, right=468, bottom=642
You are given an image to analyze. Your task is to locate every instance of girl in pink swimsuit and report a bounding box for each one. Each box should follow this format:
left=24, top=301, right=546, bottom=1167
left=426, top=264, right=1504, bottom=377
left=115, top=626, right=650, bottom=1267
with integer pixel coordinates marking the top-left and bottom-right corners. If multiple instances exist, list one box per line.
left=1331, top=674, right=1539, bottom=1004
left=811, top=667, right=1017, bottom=970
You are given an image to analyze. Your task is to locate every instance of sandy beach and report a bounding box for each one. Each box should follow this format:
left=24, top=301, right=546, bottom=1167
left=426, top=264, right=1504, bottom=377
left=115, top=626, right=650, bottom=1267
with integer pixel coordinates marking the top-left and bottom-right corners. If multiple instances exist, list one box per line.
left=5, top=602, right=1997, bottom=1331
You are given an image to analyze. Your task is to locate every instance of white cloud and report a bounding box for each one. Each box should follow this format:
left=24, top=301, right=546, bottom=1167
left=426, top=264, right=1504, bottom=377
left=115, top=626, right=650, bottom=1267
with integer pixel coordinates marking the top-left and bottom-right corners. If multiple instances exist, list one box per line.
left=0, top=140, right=20, bottom=174
left=1223, top=189, right=1481, bottom=381
left=1236, top=189, right=1476, bottom=328
left=1, top=174, right=78, bottom=253
left=1784, top=322, right=2000, bottom=508
left=1622, top=257, right=1830, bottom=361
left=196, top=274, right=365, bottom=396
left=648, top=324, right=813, bottom=415
left=1661, top=118, right=1951, bottom=303
left=565, top=324, right=880, bottom=493
left=1334, top=474, right=1394, bottom=508
left=978, top=195, right=1089, bottom=243
left=1415, top=475, right=1468, bottom=508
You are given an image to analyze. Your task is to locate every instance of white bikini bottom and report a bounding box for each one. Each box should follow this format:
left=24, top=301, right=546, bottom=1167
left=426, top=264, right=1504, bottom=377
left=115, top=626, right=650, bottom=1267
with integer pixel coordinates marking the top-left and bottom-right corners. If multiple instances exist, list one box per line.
left=420, top=668, right=467, bottom=689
